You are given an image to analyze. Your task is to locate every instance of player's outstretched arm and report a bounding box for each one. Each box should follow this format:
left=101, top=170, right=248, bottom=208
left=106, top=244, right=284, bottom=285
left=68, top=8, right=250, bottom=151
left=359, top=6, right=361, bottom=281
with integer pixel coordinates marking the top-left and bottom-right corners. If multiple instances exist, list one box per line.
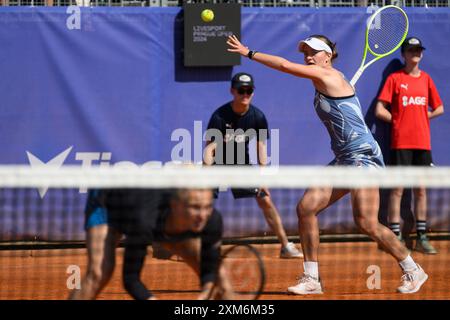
left=226, top=35, right=324, bottom=80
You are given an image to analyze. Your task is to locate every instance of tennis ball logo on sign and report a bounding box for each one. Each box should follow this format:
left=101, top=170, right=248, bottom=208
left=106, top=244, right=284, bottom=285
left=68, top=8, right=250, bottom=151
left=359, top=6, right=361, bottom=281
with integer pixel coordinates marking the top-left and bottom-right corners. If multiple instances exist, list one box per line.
left=201, top=9, right=214, bottom=23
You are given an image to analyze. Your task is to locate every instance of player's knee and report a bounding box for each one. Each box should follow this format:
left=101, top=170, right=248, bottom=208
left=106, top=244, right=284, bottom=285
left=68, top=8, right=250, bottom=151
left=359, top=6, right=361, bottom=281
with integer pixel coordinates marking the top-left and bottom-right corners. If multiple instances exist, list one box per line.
left=296, top=201, right=316, bottom=219
left=85, top=268, right=104, bottom=289
left=414, top=187, right=426, bottom=199
left=86, top=265, right=113, bottom=288
left=355, top=217, right=378, bottom=236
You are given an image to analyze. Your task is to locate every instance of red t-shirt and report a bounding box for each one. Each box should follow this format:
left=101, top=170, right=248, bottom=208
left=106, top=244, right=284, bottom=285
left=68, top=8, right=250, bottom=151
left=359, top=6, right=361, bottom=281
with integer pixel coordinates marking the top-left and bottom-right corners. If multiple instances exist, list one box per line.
left=378, top=70, right=442, bottom=150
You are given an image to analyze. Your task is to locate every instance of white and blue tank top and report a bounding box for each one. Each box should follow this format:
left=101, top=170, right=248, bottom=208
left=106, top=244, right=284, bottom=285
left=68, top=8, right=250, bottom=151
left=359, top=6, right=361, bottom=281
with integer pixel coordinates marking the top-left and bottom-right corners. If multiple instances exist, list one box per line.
left=314, top=91, right=385, bottom=168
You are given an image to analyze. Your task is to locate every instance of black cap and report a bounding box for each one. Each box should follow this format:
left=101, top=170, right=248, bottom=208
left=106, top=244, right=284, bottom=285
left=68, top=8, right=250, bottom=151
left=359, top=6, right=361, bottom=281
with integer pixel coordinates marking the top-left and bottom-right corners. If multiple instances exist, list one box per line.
left=231, top=72, right=255, bottom=89
left=401, top=37, right=426, bottom=53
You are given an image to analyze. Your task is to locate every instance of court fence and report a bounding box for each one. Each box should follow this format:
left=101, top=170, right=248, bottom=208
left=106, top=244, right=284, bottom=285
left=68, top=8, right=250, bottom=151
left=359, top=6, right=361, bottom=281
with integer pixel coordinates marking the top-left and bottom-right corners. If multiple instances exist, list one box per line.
left=1, top=0, right=450, bottom=8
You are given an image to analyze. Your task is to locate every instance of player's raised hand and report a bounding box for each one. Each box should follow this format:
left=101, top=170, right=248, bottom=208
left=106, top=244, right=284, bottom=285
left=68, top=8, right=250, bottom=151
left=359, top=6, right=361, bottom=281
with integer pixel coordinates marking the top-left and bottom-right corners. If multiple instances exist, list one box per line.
left=227, top=35, right=250, bottom=57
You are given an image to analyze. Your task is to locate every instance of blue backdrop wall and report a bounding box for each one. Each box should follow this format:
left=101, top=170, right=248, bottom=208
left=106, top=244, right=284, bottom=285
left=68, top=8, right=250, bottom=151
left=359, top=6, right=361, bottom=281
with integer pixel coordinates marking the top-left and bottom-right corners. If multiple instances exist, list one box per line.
left=0, top=7, right=449, bottom=240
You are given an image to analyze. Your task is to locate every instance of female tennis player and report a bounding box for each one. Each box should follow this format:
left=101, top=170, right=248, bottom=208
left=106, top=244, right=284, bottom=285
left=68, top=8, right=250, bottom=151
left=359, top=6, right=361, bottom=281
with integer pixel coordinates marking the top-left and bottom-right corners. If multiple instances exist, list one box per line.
left=227, top=34, right=428, bottom=294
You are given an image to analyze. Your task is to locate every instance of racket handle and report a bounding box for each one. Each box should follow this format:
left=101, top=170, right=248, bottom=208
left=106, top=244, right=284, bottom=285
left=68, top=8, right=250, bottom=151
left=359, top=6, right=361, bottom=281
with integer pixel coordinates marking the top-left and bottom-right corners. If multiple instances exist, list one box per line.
left=350, top=68, right=364, bottom=86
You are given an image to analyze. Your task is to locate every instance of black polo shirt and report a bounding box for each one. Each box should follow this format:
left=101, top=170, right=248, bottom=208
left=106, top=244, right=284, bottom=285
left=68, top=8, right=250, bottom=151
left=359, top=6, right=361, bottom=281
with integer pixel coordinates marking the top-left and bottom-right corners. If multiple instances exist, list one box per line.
left=206, top=102, right=269, bottom=165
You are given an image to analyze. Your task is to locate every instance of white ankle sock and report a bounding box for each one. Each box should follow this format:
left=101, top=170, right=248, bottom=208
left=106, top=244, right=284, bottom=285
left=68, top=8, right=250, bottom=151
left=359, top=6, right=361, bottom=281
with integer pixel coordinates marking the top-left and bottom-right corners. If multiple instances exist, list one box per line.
left=399, top=255, right=418, bottom=272
left=303, top=261, right=319, bottom=279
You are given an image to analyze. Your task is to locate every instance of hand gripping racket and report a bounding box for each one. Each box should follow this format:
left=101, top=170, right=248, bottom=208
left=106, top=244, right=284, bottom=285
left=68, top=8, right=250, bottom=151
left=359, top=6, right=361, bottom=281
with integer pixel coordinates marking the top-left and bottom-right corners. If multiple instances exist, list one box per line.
left=350, top=5, right=409, bottom=86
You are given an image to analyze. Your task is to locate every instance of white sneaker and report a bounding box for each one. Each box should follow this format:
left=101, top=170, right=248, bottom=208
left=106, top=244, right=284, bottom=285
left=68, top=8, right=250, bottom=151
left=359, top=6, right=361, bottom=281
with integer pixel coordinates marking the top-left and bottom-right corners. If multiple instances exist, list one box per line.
left=287, top=273, right=323, bottom=295
left=397, top=264, right=428, bottom=294
left=280, top=242, right=304, bottom=259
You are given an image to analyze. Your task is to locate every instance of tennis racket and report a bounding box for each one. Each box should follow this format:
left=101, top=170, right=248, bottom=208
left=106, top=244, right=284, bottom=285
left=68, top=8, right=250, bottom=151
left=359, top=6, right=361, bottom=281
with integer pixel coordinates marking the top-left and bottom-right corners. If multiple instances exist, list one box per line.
left=231, top=188, right=267, bottom=199
left=212, top=244, right=266, bottom=300
left=350, top=5, right=409, bottom=86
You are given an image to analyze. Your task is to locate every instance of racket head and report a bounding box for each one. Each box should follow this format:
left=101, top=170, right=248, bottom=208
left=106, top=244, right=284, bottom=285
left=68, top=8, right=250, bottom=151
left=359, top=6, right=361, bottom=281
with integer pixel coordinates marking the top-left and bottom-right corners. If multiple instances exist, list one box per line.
left=215, top=244, right=266, bottom=300
left=366, top=5, right=409, bottom=58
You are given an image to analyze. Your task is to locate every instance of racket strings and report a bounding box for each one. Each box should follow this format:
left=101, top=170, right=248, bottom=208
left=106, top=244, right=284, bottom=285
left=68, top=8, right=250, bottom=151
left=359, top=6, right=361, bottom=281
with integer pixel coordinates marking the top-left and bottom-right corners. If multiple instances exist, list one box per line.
left=368, top=7, right=408, bottom=55
left=220, top=245, right=265, bottom=299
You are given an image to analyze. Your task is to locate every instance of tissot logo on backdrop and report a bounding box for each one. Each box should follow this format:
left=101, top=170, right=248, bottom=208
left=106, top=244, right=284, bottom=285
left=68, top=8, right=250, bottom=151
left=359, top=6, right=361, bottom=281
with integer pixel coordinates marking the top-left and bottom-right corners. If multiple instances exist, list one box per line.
left=27, top=146, right=73, bottom=198
left=27, top=147, right=169, bottom=197
left=26, top=121, right=280, bottom=197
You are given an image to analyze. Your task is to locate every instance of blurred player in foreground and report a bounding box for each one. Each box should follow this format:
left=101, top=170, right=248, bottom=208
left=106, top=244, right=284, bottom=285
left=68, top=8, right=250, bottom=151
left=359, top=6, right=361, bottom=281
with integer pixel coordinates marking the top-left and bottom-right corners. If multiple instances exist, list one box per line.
left=71, top=188, right=232, bottom=300
left=226, top=34, right=428, bottom=294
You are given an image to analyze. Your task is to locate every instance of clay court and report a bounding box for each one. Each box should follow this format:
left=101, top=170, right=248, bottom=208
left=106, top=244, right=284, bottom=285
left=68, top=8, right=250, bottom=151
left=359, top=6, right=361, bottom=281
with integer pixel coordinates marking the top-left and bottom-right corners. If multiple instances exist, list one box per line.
left=1, top=240, right=448, bottom=300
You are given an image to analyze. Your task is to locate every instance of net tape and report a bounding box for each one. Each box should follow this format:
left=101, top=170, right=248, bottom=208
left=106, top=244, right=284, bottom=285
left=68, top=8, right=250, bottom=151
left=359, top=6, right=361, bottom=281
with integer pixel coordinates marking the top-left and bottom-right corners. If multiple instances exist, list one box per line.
left=1, top=165, right=450, bottom=189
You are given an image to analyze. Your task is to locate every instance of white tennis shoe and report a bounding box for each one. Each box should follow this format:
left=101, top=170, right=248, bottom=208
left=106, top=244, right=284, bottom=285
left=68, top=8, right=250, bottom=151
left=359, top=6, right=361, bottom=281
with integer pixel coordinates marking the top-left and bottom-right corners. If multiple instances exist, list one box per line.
left=287, top=273, right=323, bottom=295
left=280, top=242, right=304, bottom=259
left=397, top=264, right=428, bottom=294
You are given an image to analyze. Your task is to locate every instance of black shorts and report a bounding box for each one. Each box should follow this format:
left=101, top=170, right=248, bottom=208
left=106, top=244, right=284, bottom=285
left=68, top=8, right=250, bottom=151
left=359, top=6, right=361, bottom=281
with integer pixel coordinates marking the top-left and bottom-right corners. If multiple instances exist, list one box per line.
left=390, top=149, right=433, bottom=166
left=213, top=188, right=267, bottom=199
left=104, top=189, right=164, bottom=242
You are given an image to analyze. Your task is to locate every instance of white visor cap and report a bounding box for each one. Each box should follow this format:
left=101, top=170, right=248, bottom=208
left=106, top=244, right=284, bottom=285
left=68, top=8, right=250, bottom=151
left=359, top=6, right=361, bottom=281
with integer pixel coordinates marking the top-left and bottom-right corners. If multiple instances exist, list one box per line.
left=298, top=37, right=332, bottom=54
